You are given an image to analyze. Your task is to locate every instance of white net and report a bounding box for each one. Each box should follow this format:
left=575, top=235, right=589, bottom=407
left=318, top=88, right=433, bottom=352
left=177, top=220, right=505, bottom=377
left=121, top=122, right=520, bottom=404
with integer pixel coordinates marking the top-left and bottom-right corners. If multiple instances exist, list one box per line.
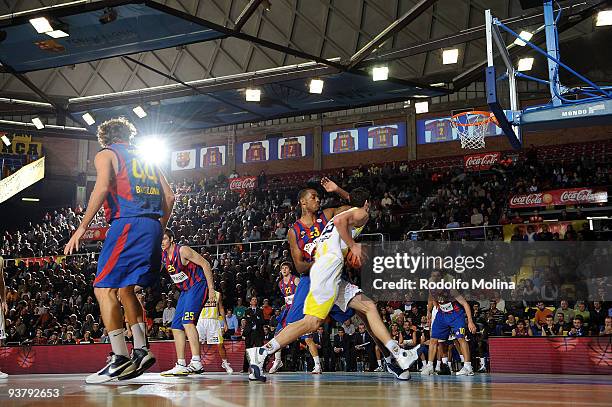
left=450, top=112, right=494, bottom=149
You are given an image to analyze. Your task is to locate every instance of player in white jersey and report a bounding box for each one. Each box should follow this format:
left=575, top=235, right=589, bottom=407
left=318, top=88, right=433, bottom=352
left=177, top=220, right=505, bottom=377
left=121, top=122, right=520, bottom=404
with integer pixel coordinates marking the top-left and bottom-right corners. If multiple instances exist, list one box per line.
left=0, top=257, right=8, bottom=378
left=247, top=188, right=419, bottom=382
left=196, top=289, right=233, bottom=374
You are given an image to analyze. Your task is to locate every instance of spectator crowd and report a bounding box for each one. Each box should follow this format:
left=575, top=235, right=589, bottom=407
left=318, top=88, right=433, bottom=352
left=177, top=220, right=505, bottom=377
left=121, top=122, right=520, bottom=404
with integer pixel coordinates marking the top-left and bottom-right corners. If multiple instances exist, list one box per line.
left=1, top=141, right=611, bottom=372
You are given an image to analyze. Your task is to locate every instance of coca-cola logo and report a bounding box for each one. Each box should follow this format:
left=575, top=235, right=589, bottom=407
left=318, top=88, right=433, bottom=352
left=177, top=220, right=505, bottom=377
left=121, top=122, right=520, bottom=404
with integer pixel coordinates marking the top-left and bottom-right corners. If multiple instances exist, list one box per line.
left=465, top=153, right=500, bottom=169
left=229, top=177, right=257, bottom=191
left=510, top=193, right=543, bottom=205
left=560, top=189, right=605, bottom=203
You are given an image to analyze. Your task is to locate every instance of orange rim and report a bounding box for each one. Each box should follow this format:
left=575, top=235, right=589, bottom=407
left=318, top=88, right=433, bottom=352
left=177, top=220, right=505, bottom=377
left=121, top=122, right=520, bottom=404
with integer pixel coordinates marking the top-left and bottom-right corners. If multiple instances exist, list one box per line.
left=450, top=111, right=498, bottom=127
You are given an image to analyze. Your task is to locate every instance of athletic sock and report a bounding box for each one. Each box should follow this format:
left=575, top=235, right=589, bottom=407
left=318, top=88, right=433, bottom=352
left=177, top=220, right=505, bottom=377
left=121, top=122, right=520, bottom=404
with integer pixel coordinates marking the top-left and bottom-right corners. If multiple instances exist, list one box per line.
left=460, top=355, right=465, bottom=363
left=264, top=338, right=281, bottom=355
left=427, top=361, right=434, bottom=367
left=385, top=340, right=401, bottom=358
left=191, top=355, right=201, bottom=363
left=464, top=361, right=472, bottom=368
left=442, top=357, right=449, bottom=365
left=378, top=359, right=383, bottom=367
left=178, top=359, right=186, bottom=366
left=274, top=351, right=282, bottom=362
left=131, top=323, right=147, bottom=350
left=109, top=329, right=129, bottom=357
left=222, top=359, right=228, bottom=364
left=313, top=356, right=321, bottom=367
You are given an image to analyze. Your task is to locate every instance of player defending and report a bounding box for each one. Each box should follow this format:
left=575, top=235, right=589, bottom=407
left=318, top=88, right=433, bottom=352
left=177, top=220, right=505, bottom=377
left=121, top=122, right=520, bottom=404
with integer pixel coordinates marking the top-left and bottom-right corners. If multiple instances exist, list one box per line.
left=423, top=270, right=477, bottom=376
left=196, top=288, right=234, bottom=374
left=268, top=260, right=300, bottom=373
left=65, top=117, right=175, bottom=383
left=248, top=188, right=418, bottom=381
left=160, top=229, right=215, bottom=376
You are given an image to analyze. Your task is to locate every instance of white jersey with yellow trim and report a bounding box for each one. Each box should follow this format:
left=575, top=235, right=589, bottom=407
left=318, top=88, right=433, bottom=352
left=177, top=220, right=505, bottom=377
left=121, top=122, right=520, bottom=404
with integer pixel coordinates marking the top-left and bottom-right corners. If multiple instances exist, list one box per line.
left=314, top=207, right=365, bottom=260
left=200, top=290, right=220, bottom=320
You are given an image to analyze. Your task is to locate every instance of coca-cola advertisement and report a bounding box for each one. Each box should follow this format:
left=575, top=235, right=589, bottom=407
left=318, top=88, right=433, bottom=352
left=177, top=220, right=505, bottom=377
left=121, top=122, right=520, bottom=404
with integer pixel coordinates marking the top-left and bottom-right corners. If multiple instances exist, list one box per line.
left=81, top=226, right=109, bottom=242
left=510, top=187, right=608, bottom=208
left=229, top=176, right=258, bottom=192
left=463, top=152, right=501, bottom=171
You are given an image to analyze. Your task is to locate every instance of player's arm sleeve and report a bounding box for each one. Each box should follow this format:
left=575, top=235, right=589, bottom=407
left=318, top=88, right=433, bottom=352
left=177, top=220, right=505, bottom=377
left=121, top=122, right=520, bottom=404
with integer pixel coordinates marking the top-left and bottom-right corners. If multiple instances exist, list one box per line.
left=77, top=150, right=114, bottom=230
left=287, top=228, right=312, bottom=274
left=180, top=246, right=214, bottom=290
left=158, top=169, right=175, bottom=230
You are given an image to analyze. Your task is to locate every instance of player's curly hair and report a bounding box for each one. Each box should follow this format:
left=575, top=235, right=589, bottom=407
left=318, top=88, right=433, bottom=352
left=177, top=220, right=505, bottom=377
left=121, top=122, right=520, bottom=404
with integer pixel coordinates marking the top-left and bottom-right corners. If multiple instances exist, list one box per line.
left=96, top=117, right=136, bottom=147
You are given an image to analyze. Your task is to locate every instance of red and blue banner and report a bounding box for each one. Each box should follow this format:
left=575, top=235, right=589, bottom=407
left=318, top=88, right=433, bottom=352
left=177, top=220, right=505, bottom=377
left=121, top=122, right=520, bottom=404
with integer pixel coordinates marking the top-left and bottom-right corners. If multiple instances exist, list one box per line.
left=417, top=115, right=503, bottom=144
left=237, top=135, right=312, bottom=164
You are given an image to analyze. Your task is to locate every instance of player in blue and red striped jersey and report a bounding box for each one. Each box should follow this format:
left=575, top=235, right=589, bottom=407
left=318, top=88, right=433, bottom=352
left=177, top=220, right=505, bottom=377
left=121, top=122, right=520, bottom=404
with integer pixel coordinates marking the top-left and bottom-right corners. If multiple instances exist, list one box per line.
left=65, top=117, right=175, bottom=384
left=160, top=229, right=215, bottom=376
left=267, top=260, right=300, bottom=373
left=423, top=269, right=477, bottom=376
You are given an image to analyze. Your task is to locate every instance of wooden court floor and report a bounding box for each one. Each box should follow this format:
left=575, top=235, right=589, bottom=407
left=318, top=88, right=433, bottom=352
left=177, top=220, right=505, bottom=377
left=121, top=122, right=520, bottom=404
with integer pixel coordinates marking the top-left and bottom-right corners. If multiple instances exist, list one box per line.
left=1, top=372, right=611, bottom=407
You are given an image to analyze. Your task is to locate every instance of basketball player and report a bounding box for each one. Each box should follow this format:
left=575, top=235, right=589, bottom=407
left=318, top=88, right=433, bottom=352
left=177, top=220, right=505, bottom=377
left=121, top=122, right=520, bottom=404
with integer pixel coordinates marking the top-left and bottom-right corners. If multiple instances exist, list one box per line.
left=280, top=183, right=412, bottom=380
left=196, top=287, right=234, bottom=374
left=248, top=188, right=419, bottom=382
left=423, top=270, right=477, bottom=376
left=268, top=260, right=300, bottom=373
left=0, top=257, right=8, bottom=378
left=160, top=229, right=215, bottom=376
left=65, top=117, right=175, bottom=384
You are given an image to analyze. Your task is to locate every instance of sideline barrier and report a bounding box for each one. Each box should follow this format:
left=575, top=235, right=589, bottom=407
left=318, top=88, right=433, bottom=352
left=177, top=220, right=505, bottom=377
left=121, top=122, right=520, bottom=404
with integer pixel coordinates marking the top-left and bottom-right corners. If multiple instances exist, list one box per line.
left=489, top=336, right=612, bottom=375
left=0, top=341, right=246, bottom=375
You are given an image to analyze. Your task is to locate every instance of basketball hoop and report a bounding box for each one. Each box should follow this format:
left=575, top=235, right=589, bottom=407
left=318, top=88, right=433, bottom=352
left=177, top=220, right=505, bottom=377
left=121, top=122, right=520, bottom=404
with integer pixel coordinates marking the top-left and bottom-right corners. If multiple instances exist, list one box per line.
left=450, top=111, right=498, bottom=149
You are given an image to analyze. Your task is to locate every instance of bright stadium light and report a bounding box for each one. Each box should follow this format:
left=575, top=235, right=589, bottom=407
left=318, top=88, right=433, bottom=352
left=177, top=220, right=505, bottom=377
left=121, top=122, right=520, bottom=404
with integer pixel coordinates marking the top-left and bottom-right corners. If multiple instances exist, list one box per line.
left=245, top=88, right=261, bottom=102
left=372, top=66, right=389, bottom=81
left=442, top=48, right=459, bottom=64
left=595, top=10, right=612, bottom=26
left=415, top=101, right=429, bottom=114
left=133, top=105, right=147, bottom=118
left=82, top=112, right=95, bottom=125
left=514, top=31, right=533, bottom=46
left=136, top=137, right=167, bottom=165
left=309, top=79, right=324, bottom=94
left=1, top=134, right=10, bottom=146
left=517, top=57, right=534, bottom=71
left=31, top=117, right=44, bottom=129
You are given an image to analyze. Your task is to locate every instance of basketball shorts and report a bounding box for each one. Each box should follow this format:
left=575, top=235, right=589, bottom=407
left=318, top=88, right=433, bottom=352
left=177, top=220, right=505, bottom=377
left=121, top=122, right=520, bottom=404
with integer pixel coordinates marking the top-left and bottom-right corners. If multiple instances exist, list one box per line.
left=94, top=216, right=162, bottom=288
left=172, top=280, right=208, bottom=330
left=276, top=305, right=292, bottom=333
left=284, top=275, right=355, bottom=332
left=304, top=253, right=344, bottom=320
left=431, top=306, right=467, bottom=340
left=197, top=318, right=223, bottom=344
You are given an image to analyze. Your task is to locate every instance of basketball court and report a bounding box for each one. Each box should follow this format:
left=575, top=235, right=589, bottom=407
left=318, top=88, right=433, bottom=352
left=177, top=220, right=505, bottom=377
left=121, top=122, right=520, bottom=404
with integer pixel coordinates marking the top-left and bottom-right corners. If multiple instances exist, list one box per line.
left=0, top=0, right=611, bottom=406
left=2, top=372, right=611, bottom=407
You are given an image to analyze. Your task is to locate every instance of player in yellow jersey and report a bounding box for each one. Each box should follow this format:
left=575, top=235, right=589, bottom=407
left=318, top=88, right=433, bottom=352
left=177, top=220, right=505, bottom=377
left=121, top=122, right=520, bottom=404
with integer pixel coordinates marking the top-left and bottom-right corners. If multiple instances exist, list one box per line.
left=247, top=188, right=419, bottom=382
left=196, top=289, right=233, bottom=374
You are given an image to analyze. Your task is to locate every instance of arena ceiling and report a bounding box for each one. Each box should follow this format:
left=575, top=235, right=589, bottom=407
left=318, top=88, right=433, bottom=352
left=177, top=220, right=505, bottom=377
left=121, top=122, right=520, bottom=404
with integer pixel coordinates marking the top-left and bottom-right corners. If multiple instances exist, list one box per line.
left=0, top=0, right=609, bottom=136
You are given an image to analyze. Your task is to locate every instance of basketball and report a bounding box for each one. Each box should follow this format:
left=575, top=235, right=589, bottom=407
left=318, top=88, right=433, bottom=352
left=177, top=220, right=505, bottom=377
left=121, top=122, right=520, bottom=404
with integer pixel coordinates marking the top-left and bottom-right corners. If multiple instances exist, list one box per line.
left=346, top=249, right=362, bottom=269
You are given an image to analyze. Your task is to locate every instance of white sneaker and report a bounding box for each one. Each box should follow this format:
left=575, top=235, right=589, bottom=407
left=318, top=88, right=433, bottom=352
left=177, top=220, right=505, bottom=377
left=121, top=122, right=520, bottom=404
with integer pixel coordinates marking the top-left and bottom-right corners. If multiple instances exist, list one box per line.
left=246, top=347, right=267, bottom=382
left=161, top=363, right=190, bottom=377
left=395, top=344, right=420, bottom=371
left=86, top=353, right=135, bottom=384
left=269, top=359, right=283, bottom=374
left=456, top=365, right=474, bottom=376
left=0, top=371, right=8, bottom=379
left=222, top=361, right=234, bottom=375
left=311, top=364, right=322, bottom=374
left=386, top=362, right=410, bottom=381
left=187, top=361, right=204, bottom=375
left=373, top=365, right=384, bottom=372
left=421, top=364, right=435, bottom=376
